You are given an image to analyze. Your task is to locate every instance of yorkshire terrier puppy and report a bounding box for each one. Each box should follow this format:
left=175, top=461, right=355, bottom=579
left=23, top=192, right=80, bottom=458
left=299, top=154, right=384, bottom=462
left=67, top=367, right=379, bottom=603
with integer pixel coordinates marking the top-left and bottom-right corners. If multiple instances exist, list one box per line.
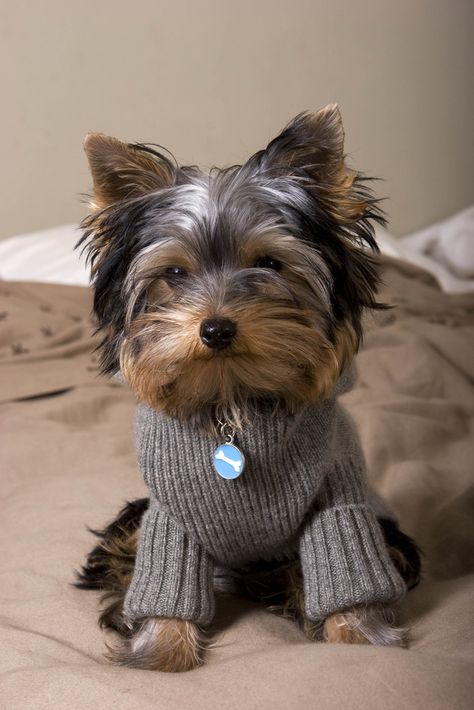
left=76, top=105, right=421, bottom=672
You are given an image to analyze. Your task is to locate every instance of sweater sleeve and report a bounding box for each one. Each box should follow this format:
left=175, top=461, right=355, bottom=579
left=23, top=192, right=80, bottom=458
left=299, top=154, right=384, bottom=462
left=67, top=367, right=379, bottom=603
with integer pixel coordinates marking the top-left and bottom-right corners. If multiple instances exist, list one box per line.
left=299, top=457, right=406, bottom=622
left=123, top=497, right=215, bottom=626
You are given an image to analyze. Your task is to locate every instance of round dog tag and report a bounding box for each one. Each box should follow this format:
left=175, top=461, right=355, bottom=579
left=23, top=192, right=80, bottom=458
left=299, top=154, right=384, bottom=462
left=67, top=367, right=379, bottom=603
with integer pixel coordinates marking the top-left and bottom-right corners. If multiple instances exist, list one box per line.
left=213, top=443, right=245, bottom=479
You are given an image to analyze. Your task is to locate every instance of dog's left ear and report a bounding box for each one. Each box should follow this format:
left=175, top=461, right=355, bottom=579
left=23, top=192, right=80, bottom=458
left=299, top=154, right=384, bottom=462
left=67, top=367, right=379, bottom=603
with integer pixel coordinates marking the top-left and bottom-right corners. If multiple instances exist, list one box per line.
left=261, top=104, right=378, bottom=228
left=262, top=104, right=344, bottom=178
left=262, top=105, right=386, bottom=373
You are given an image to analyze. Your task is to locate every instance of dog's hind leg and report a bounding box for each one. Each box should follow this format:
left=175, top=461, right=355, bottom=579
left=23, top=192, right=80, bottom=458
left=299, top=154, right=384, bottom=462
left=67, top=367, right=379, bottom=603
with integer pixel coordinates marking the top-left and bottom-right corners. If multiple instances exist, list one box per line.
left=75, top=498, right=149, bottom=637
left=378, top=517, right=423, bottom=591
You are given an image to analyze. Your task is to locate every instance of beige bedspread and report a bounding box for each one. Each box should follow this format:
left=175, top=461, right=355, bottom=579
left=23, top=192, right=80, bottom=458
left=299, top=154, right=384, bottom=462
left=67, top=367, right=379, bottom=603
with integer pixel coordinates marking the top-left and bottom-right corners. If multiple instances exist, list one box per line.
left=1, top=258, right=473, bottom=709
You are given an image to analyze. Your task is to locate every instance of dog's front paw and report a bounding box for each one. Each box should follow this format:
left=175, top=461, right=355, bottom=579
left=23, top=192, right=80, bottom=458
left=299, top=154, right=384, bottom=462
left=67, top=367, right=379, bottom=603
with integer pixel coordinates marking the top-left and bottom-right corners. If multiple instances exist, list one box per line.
left=323, top=605, right=407, bottom=647
left=108, top=617, right=205, bottom=671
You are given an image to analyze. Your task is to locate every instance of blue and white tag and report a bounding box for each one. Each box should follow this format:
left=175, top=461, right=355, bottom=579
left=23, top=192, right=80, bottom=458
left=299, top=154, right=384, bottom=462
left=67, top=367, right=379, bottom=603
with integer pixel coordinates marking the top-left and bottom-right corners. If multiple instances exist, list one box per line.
left=213, top=443, right=245, bottom=479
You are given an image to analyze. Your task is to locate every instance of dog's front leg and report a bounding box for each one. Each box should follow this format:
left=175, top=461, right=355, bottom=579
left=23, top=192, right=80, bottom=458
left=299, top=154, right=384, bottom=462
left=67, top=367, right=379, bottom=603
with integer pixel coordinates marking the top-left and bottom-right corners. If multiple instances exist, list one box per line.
left=110, top=616, right=205, bottom=672
left=113, top=501, right=214, bottom=671
left=299, top=497, right=407, bottom=647
left=322, top=604, right=406, bottom=646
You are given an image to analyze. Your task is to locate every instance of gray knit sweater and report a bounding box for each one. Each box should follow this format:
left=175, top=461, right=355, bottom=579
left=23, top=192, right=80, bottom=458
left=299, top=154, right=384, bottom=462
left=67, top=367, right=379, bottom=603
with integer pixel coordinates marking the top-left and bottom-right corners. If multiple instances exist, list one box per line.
left=124, top=370, right=405, bottom=626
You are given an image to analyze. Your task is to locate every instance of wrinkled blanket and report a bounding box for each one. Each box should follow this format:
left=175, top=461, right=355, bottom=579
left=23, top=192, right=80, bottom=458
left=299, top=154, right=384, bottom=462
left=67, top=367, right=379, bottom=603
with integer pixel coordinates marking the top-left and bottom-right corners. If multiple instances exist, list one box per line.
left=1, top=258, right=473, bottom=709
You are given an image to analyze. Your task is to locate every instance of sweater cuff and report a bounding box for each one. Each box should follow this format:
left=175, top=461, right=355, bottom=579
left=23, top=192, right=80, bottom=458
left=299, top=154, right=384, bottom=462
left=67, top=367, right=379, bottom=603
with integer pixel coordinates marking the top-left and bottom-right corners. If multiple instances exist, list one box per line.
left=123, top=505, right=215, bottom=626
left=300, top=504, right=406, bottom=621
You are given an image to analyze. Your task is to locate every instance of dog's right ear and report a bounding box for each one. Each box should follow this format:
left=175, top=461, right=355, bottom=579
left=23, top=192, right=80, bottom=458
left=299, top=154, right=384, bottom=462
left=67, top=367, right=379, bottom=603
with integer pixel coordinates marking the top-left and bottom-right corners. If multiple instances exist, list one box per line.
left=83, top=133, right=175, bottom=210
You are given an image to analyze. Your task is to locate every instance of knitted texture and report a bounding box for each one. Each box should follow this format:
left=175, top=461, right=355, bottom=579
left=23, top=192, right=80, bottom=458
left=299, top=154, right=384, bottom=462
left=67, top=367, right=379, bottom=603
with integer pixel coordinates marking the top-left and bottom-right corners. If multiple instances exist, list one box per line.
left=124, top=505, right=215, bottom=624
left=124, top=371, right=405, bottom=625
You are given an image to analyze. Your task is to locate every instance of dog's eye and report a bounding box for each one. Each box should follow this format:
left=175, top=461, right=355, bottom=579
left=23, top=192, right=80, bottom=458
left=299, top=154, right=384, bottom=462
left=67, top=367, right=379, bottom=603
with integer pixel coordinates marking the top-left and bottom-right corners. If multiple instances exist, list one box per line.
left=254, top=256, right=282, bottom=271
left=165, top=266, right=188, bottom=279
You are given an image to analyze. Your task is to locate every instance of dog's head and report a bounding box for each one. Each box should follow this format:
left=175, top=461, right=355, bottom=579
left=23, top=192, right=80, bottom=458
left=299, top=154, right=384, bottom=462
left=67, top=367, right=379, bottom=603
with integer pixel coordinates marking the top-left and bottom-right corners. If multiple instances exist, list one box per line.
left=80, top=105, right=384, bottom=426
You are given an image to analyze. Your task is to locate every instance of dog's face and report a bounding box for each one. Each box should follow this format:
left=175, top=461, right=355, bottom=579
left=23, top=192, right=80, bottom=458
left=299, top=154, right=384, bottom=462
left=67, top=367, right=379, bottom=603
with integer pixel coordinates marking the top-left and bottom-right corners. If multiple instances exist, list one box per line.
left=81, top=105, right=383, bottom=425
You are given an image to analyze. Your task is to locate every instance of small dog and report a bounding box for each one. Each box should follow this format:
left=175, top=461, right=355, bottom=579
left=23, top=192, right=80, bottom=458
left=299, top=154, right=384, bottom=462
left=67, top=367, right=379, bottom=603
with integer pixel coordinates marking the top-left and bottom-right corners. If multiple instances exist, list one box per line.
left=76, top=105, right=421, bottom=672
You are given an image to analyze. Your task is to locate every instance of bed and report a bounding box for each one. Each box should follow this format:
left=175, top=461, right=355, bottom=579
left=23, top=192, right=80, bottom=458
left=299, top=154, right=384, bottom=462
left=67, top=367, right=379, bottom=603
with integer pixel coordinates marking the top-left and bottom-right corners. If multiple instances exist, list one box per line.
left=1, top=219, right=473, bottom=709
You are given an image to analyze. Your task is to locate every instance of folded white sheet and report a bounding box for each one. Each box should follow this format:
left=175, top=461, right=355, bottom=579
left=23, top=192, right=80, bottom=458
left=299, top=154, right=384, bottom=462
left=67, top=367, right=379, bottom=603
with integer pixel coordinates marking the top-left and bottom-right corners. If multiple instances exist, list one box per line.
left=0, top=224, right=90, bottom=286
left=375, top=206, right=474, bottom=294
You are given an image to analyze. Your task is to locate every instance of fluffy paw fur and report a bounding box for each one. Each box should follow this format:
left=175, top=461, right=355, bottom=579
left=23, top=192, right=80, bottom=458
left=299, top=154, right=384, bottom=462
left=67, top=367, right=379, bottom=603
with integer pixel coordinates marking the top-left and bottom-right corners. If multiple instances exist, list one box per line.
left=107, top=617, right=205, bottom=672
left=323, top=605, right=406, bottom=647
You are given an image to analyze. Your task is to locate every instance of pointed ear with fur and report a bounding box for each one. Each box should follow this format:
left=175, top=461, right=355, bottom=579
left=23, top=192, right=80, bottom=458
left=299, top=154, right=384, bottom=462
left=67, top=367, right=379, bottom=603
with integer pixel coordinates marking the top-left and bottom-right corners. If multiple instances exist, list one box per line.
left=262, top=104, right=344, bottom=178
left=262, top=104, right=383, bottom=230
left=83, top=133, right=176, bottom=210
left=262, top=105, right=386, bottom=372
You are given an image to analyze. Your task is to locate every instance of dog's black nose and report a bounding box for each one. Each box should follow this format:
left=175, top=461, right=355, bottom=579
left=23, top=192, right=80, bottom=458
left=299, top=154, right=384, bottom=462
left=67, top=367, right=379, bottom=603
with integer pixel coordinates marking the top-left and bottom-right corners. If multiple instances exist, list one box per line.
left=200, top=318, right=236, bottom=350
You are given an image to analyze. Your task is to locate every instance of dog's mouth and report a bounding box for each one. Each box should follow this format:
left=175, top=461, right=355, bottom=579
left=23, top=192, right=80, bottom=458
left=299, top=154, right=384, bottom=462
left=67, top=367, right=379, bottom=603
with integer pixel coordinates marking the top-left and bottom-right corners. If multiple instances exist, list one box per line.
left=193, top=347, right=245, bottom=360
left=119, top=309, right=343, bottom=422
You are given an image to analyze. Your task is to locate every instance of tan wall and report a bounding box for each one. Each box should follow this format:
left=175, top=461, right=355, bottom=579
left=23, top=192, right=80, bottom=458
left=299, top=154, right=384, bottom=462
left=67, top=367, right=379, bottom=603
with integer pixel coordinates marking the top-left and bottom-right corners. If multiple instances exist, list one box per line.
left=1, top=0, right=473, bottom=239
